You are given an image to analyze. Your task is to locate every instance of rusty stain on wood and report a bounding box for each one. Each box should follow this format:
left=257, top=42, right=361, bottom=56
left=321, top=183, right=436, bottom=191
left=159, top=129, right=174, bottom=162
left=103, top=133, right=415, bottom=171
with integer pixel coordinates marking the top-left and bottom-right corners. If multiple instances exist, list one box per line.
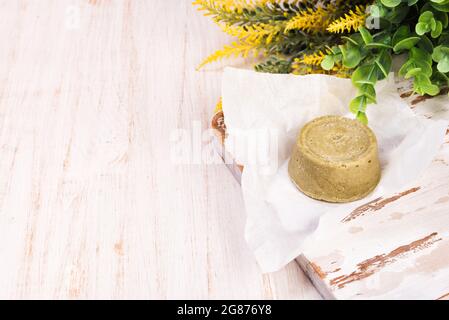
left=329, top=233, right=441, bottom=289
left=342, top=187, right=421, bottom=223
left=400, top=91, right=413, bottom=99
left=309, top=263, right=342, bottom=280
left=310, top=262, right=327, bottom=279
left=411, top=95, right=430, bottom=106
left=341, top=197, right=382, bottom=223
left=411, top=88, right=449, bottom=105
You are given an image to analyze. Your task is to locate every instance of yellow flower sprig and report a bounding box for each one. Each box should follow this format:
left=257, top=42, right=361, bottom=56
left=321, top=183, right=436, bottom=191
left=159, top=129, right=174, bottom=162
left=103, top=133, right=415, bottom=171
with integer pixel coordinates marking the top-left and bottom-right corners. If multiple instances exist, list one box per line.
left=214, top=97, right=223, bottom=112
left=292, top=53, right=351, bottom=78
left=193, top=0, right=372, bottom=72
left=197, top=41, right=257, bottom=70
left=299, top=51, right=327, bottom=66
left=221, top=23, right=283, bottom=45
left=285, top=5, right=333, bottom=34
left=327, top=6, right=367, bottom=34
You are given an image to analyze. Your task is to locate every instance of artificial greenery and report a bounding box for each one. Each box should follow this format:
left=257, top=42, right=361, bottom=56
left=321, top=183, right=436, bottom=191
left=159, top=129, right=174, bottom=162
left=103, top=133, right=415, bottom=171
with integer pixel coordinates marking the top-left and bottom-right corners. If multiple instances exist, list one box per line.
left=194, top=0, right=372, bottom=75
left=322, top=0, right=449, bottom=123
left=254, top=56, right=292, bottom=73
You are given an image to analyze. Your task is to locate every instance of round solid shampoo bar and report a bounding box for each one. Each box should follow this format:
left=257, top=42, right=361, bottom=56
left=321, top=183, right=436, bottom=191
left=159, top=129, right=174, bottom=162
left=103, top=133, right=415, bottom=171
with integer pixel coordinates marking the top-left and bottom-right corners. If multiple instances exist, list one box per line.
left=288, top=115, right=381, bottom=203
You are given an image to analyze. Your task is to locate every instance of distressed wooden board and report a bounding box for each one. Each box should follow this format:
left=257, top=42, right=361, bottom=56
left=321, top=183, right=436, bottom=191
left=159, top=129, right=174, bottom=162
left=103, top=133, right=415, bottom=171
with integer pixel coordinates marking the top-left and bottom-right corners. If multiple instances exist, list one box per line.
left=297, top=87, right=449, bottom=300
left=213, top=86, right=449, bottom=300
left=297, top=139, right=449, bottom=299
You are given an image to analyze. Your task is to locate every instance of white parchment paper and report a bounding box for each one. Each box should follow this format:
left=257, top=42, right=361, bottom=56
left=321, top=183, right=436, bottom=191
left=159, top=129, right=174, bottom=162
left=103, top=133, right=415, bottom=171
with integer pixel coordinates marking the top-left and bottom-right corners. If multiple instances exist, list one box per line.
left=222, top=67, right=448, bottom=273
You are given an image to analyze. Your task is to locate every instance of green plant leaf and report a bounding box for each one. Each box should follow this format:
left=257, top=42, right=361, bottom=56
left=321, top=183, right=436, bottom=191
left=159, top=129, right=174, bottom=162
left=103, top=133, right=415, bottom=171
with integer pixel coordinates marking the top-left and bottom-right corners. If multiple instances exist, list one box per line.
left=352, top=64, right=378, bottom=87
left=393, top=36, right=421, bottom=52
left=431, top=45, right=449, bottom=72
left=365, top=42, right=393, bottom=49
left=356, top=112, right=368, bottom=125
left=404, top=67, right=422, bottom=79
left=416, top=22, right=430, bottom=35
left=432, top=71, right=449, bottom=86
left=321, top=55, right=335, bottom=71
left=369, top=4, right=385, bottom=18
left=392, top=25, right=411, bottom=46
left=359, top=27, right=373, bottom=44
left=388, top=3, right=410, bottom=23
left=432, top=45, right=447, bottom=61
left=341, top=36, right=360, bottom=47
left=431, top=21, right=443, bottom=38
left=376, top=50, right=393, bottom=79
left=341, top=45, right=362, bottom=69
left=381, top=0, right=402, bottom=8
left=435, top=11, right=449, bottom=28
left=414, top=75, right=440, bottom=95
left=431, top=2, right=449, bottom=12
left=419, top=11, right=434, bottom=23
left=418, top=35, right=434, bottom=53
left=350, top=96, right=366, bottom=114
left=437, top=57, right=449, bottom=72
left=360, top=84, right=377, bottom=103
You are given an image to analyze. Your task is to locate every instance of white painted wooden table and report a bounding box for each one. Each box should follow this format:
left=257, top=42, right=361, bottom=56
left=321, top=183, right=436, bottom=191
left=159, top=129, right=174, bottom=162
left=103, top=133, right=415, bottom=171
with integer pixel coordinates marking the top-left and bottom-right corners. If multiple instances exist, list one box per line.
left=0, top=0, right=320, bottom=299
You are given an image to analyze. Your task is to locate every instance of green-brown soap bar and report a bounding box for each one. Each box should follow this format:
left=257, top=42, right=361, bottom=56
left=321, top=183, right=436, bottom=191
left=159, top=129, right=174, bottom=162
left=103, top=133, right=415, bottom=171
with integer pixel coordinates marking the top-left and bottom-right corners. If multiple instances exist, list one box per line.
left=288, top=115, right=381, bottom=203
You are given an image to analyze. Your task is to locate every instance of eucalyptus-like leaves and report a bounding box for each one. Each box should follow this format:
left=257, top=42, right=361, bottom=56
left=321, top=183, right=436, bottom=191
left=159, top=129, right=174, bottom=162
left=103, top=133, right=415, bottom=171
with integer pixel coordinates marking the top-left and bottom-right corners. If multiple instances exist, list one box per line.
left=322, top=0, right=449, bottom=123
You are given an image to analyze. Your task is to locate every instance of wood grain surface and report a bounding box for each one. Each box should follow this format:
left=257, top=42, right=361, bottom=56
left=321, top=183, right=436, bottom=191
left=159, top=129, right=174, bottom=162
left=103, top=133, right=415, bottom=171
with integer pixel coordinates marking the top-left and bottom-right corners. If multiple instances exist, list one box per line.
left=0, top=0, right=320, bottom=299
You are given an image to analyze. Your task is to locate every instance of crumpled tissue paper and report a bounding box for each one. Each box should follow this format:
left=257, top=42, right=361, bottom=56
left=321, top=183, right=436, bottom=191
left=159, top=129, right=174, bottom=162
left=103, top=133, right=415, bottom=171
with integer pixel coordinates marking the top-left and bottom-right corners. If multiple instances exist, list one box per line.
left=222, top=67, right=448, bottom=272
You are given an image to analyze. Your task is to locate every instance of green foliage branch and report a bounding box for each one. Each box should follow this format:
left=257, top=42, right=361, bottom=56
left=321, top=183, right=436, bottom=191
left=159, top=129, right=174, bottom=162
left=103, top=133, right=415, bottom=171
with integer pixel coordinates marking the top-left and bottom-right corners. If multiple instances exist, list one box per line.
left=322, top=0, right=449, bottom=123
